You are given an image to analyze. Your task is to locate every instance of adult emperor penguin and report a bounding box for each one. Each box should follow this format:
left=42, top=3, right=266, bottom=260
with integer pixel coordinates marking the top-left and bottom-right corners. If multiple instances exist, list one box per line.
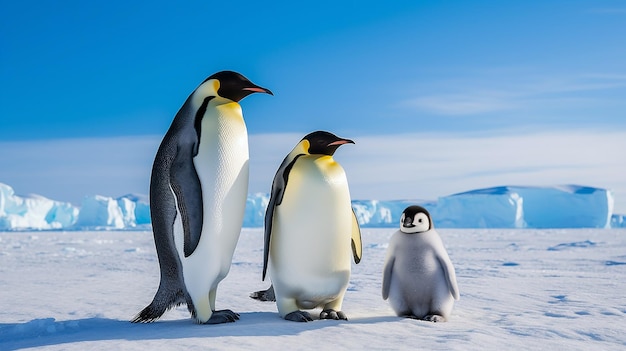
left=132, top=71, right=272, bottom=324
left=262, top=131, right=362, bottom=322
left=382, top=205, right=459, bottom=322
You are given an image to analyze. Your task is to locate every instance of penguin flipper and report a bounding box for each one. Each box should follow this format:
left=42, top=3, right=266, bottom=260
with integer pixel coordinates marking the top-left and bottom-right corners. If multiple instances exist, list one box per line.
left=170, top=145, right=204, bottom=257
left=351, top=209, right=363, bottom=264
left=263, top=154, right=302, bottom=280
left=382, top=255, right=395, bottom=300
left=262, top=185, right=278, bottom=281
left=436, top=248, right=460, bottom=300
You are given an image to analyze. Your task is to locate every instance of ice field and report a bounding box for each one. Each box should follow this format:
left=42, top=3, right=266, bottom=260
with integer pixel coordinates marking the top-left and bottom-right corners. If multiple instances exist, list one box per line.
left=1, top=228, right=625, bottom=350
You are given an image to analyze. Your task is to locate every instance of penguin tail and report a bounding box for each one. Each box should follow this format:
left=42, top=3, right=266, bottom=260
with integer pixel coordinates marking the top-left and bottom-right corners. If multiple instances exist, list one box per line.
left=131, top=303, right=166, bottom=323
left=249, top=285, right=276, bottom=302
left=131, top=287, right=187, bottom=323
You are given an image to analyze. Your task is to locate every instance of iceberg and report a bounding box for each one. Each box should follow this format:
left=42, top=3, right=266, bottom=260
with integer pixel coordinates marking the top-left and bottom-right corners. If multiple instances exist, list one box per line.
left=243, top=185, right=615, bottom=229
left=0, top=183, right=150, bottom=230
left=74, top=194, right=151, bottom=230
left=433, top=185, right=614, bottom=229
left=0, top=182, right=620, bottom=230
left=242, top=197, right=430, bottom=228
left=75, top=195, right=125, bottom=229
left=118, top=194, right=151, bottom=226
left=434, top=187, right=525, bottom=228
left=351, top=199, right=434, bottom=228
left=243, top=193, right=270, bottom=228
left=0, top=183, right=79, bottom=230
left=611, top=214, right=625, bottom=228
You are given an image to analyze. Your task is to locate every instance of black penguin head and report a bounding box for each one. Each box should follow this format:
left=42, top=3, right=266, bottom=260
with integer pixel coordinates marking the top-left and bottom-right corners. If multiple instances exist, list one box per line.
left=400, top=205, right=432, bottom=234
left=205, top=70, right=273, bottom=102
left=302, top=131, right=354, bottom=156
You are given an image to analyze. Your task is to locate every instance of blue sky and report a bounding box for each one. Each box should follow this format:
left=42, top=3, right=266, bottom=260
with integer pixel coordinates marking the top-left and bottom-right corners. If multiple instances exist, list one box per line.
left=1, top=1, right=626, bottom=212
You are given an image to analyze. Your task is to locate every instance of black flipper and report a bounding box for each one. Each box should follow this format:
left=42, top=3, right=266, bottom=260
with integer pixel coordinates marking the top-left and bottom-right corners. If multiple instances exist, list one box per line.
left=350, top=209, right=362, bottom=264
left=170, top=143, right=204, bottom=257
left=262, top=189, right=278, bottom=281
left=382, top=255, right=395, bottom=300
left=132, top=139, right=191, bottom=323
left=262, top=154, right=303, bottom=280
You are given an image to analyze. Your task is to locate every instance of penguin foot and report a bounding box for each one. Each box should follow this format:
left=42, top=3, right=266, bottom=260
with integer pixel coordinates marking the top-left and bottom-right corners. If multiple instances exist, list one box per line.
left=204, top=309, right=240, bottom=324
left=284, top=310, right=314, bottom=322
left=320, top=309, right=347, bottom=321
left=250, top=286, right=276, bottom=302
left=423, top=314, right=446, bottom=323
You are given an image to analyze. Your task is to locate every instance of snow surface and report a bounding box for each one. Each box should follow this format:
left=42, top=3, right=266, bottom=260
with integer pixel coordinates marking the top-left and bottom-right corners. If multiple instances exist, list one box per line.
left=1, top=182, right=623, bottom=230
left=1, top=228, right=625, bottom=350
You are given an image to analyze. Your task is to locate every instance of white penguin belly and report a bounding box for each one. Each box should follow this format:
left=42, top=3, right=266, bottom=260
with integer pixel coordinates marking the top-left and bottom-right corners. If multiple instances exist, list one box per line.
left=172, top=102, right=249, bottom=320
left=270, top=156, right=353, bottom=307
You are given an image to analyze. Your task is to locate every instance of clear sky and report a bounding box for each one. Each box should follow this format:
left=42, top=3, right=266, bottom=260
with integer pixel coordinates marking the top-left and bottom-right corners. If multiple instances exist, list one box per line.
left=1, top=1, right=626, bottom=212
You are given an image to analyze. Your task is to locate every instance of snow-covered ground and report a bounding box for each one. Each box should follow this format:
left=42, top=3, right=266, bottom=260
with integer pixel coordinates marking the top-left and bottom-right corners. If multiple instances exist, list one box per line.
left=1, top=228, right=625, bottom=350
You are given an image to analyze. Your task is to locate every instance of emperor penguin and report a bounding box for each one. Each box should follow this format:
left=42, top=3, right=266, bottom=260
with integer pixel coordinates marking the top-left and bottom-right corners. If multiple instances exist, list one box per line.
left=382, top=205, right=459, bottom=322
left=132, top=71, right=272, bottom=324
left=262, top=131, right=362, bottom=322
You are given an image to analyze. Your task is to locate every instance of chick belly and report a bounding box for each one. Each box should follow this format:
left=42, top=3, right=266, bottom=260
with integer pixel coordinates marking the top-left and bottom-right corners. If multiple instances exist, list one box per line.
left=389, top=256, right=446, bottom=317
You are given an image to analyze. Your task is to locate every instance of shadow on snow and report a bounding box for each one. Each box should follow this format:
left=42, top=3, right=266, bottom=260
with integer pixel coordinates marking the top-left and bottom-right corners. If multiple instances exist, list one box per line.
left=0, top=313, right=398, bottom=350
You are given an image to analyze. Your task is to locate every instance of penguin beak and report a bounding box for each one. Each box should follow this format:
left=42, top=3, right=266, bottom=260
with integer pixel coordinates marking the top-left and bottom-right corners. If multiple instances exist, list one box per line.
left=403, top=216, right=415, bottom=228
left=243, top=86, right=273, bottom=95
left=328, top=138, right=354, bottom=147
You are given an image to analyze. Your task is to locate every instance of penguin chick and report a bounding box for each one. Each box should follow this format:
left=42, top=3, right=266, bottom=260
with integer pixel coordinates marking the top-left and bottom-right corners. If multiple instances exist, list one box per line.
left=382, top=205, right=459, bottom=322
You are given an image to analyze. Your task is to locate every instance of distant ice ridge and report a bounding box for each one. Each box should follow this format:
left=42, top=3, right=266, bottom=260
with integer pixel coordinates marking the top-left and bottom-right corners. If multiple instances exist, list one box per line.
left=0, top=182, right=623, bottom=230
left=74, top=194, right=151, bottom=230
left=0, top=183, right=150, bottom=231
left=351, top=185, right=617, bottom=229
left=433, top=185, right=615, bottom=229
left=0, top=183, right=79, bottom=230
left=244, top=193, right=271, bottom=228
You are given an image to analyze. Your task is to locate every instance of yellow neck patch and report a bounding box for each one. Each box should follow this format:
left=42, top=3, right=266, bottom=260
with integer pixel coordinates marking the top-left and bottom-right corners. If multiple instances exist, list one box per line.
left=302, top=139, right=311, bottom=154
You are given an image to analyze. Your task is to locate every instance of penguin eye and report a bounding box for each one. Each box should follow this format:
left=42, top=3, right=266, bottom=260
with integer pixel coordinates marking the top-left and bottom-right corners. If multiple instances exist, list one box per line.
left=418, top=218, right=423, bottom=223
